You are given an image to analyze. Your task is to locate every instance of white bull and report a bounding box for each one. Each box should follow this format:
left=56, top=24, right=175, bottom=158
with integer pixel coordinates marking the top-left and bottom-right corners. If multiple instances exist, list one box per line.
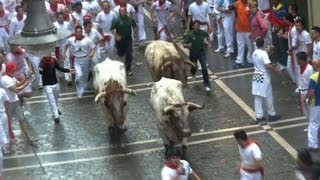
left=150, top=77, right=203, bottom=157
left=93, top=58, right=136, bottom=133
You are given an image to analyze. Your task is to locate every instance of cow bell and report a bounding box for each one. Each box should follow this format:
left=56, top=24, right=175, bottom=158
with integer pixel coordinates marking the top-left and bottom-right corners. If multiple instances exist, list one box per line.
left=8, top=0, right=71, bottom=56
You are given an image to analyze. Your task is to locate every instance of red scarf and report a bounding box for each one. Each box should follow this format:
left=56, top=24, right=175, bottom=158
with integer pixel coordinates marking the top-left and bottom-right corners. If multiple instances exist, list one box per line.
left=0, top=9, right=5, bottom=18
left=11, top=48, right=23, bottom=55
left=17, top=15, right=23, bottom=21
left=159, top=0, right=165, bottom=7
left=50, top=3, right=58, bottom=12
left=300, top=62, right=308, bottom=75
left=165, top=162, right=178, bottom=169
left=103, top=35, right=111, bottom=42
left=63, top=13, right=70, bottom=21
left=114, top=0, right=120, bottom=5
left=74, top=35, right=85, bottom=42
left=242, top=139, right=261, bottom=148
left=43, top=56, right=55, bottom=64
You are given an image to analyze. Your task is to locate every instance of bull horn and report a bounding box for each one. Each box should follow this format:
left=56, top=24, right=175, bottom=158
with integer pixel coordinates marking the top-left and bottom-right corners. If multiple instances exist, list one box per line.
left=122, top=88, right=137, bottom=96
left=163, top=105, right=175, bottom=114
left=186, top=102, right=204, bottom=111
left=94, top=92, right=106, bottom=102
left=184, top=60, right=197, bottom=68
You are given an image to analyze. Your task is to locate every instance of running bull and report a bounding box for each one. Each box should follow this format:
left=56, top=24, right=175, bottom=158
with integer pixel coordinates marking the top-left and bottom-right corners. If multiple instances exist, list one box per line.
left=94, top=58, right=136, bottom=133
left=144, top=40, right=196, bottom=87
left=150, top=77, right=204, bottom=157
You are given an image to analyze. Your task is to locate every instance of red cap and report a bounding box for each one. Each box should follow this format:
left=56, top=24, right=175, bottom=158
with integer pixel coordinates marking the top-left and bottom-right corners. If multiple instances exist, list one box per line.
left=5, top=62, right=16, bottom=75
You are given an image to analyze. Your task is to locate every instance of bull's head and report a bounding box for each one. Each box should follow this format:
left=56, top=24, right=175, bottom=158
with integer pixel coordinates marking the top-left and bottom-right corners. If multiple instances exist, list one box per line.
left=163, top=102, right=204, bottom=137
left=161, top=58, right=196, bottom=87
left=95, top=81, right=136, bottom=128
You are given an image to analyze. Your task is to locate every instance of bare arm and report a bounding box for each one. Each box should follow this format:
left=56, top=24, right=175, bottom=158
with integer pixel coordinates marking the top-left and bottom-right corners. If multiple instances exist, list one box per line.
left=62, top=44, right=69, bottom=59
left=190, top=170, right=201, bottom=180
left=307, top=43, right=313, bottom=59
left=25, top=57, right=34, bottom=77
left=9, top=80, right=29, bottom=94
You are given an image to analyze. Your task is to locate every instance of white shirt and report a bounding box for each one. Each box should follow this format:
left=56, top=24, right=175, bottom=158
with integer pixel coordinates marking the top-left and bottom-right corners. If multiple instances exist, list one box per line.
left=96, top=11, right=117, bottom=34
left=313, top=41, right=320, bottom=61
left=82, top=0, right=101, bottom=20
left=1, top=75, right=19, bottom=102
left=288, top=26, right=299, bottom=50
left=72, top=10, right=88, bottom=26
left=54, top=21, right=71, bottom=47
left=297, top=30, right=312, bottom=53
left=6, top=49, right=29, bottom=75
left=65, top=36, right=95, bottom=60
left=1, top=0, right=16, bottom=14
left=9, top=15, right=26, bottom=36
left=299, top=64, right=313, bottom=91
left=188, top=1, right=211, bottom=23
left=84, top=28, right=103, bottom=45
left=0, top=10, right=10, bottom=27
left=150, top=1, right=174, bottom=27
left=161, top=160, right=193, bottom=180
left=0, top=88, right=8, bottom=113
left=46, top=3, right=66, bottom=22
left=252, top=49, right=271, bottom=77
left=239, top=143, right=262, bottom=168
left=113, top=4, right=136, bottom=17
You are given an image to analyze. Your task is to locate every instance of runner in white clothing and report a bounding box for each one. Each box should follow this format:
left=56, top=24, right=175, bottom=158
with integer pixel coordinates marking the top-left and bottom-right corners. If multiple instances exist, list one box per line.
left=0, top=2, right=9, bottom=54
left=82, top=0, right=101, bottom=21
left=71, top=2, right=88, bottom=26
left=251, top=38, right=280, bottom=123
left=113, top=0, right=136, bottom=17
left=0, top=92, right=9, bottom=178
left=234, top=130, right=264, bottom=180
left=310, top=26, right=320, bottom=63
left=150, top=0, right=175, bottom=41
left=161, top=147, right=201, bottom=180
left=295, top=19, right=312, bottom=60
left=63, top=25, right=95, bottom=98
left=46, top=0, right=66, bottom=22
left=296, top=51, right=314, bottom=132
left=8, top=5, right=25, bottom=36
left=96, top=1, right=117, bottom=56
left=186, top=0, right=212, bottom=34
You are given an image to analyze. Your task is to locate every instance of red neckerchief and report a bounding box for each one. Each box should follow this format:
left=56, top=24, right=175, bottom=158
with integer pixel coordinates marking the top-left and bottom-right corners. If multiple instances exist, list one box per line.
left=242, top=139, right=261, bottom=148
left=159, top=0, right=165, bottom=7
left=50, top=3, right=58, bottom=12
left=43, top=56, right=55, bottom=64
left=104, top=35, right=111, bottom=42
left=300, top=62, right=308, bottom=75
left=63, top=13, right=70, bottom=21
left=74, top=35, right=85, bottom=42
left=11, top=48, right=23, bottom=55
left=17, top=15, right=23, bottom=21
left=165, top=162, right=178, bottom=169
left=0, top=9, right=5, bottom=18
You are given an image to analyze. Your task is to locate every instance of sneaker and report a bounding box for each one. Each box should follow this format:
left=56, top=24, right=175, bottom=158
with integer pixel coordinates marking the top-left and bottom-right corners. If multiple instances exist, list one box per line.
left=295, top=88, right=299, bottom=94
left=232, top=63, right=243, bottom=69
left=246, top=63, right=254, bottom=68
left=127, top=71, right=133, bottom=76
left=67, top=81, right=72, bottom=86
left=191, top=74, right=196, bottom=81
left=135, top=61, right=142, bottom=66
left=256, top=117, right=266, bottom=124
left=27, top=136, right=38, bottom=145
left=205, top=86, right=211, bottom=91
left=24, top=111, right=31, bottom=117
left=268, top=114, right=281, bottom=122
left=54, top=117, right=60, bottom=123
left=214, top=48, right=225, bottom=53
left=223, top=53, right=230, bottom=58
left=58, top=110, right=62, bottom=115
left=38, top=84, right=43, bottom=89
left=303, top=128, right=308, bottom=132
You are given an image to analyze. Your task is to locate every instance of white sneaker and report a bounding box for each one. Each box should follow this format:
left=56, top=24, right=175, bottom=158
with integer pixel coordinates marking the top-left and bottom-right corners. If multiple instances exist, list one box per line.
left=205, top=86, right=211, bottom=91
left=191, top=75, right=196, bottom=81
left=214, top=48, right=224, bottom=53
left=24, top=111, right=31, bottom=117
left=295, top=88, right=299, bottom=94
left=303, top=128, right=308, bottom=132
left=223, top=53, right=230, bottom=58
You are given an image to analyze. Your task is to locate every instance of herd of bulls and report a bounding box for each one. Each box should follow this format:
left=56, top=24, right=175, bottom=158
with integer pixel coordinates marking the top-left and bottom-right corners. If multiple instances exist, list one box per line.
left=93, top=40, right=204, bottom=157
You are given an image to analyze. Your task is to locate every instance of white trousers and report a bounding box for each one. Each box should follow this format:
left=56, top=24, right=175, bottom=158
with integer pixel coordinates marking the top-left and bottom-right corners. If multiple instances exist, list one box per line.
left=254, top=83, right=276, bottom=118
left=217, top=15, right=235, bottom=52
left=263, top=13, right=272, bottom=48
left=103, top=33, right=115, bottom=57
left=240, top=169, right=262, bottom=180
left=64, top=48, right=71, bottom=82
left=30, top=55, right=42, bottom=86
left=0, top=27, right=8, bottom=54
left=286, top=54, right=300, bottom=87
left=74, top=59, right=90, bottom=97
left=137, top=5, right=146, bottom=42
left=44, top=84, right=60, bottom=119
left=216, top=20, right=225, bottom=50
left=0, top=113, right=8, bottom=143
left=299, top=91, right=310, bottom=120
left=308, top=106, right=320, bottom=149
left=236, top=32, right=253, bottom=64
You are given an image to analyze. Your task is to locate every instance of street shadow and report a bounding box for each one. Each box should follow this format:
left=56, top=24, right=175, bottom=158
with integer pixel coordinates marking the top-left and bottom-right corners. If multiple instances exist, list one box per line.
left=51, top=123, right=66, bottom=148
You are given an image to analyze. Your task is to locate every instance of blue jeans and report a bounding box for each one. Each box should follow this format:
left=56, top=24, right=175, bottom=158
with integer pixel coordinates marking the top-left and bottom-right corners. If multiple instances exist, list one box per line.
left=189, top=50, right=211, bottom=87
left=116, top=37, right=133, bottom=71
